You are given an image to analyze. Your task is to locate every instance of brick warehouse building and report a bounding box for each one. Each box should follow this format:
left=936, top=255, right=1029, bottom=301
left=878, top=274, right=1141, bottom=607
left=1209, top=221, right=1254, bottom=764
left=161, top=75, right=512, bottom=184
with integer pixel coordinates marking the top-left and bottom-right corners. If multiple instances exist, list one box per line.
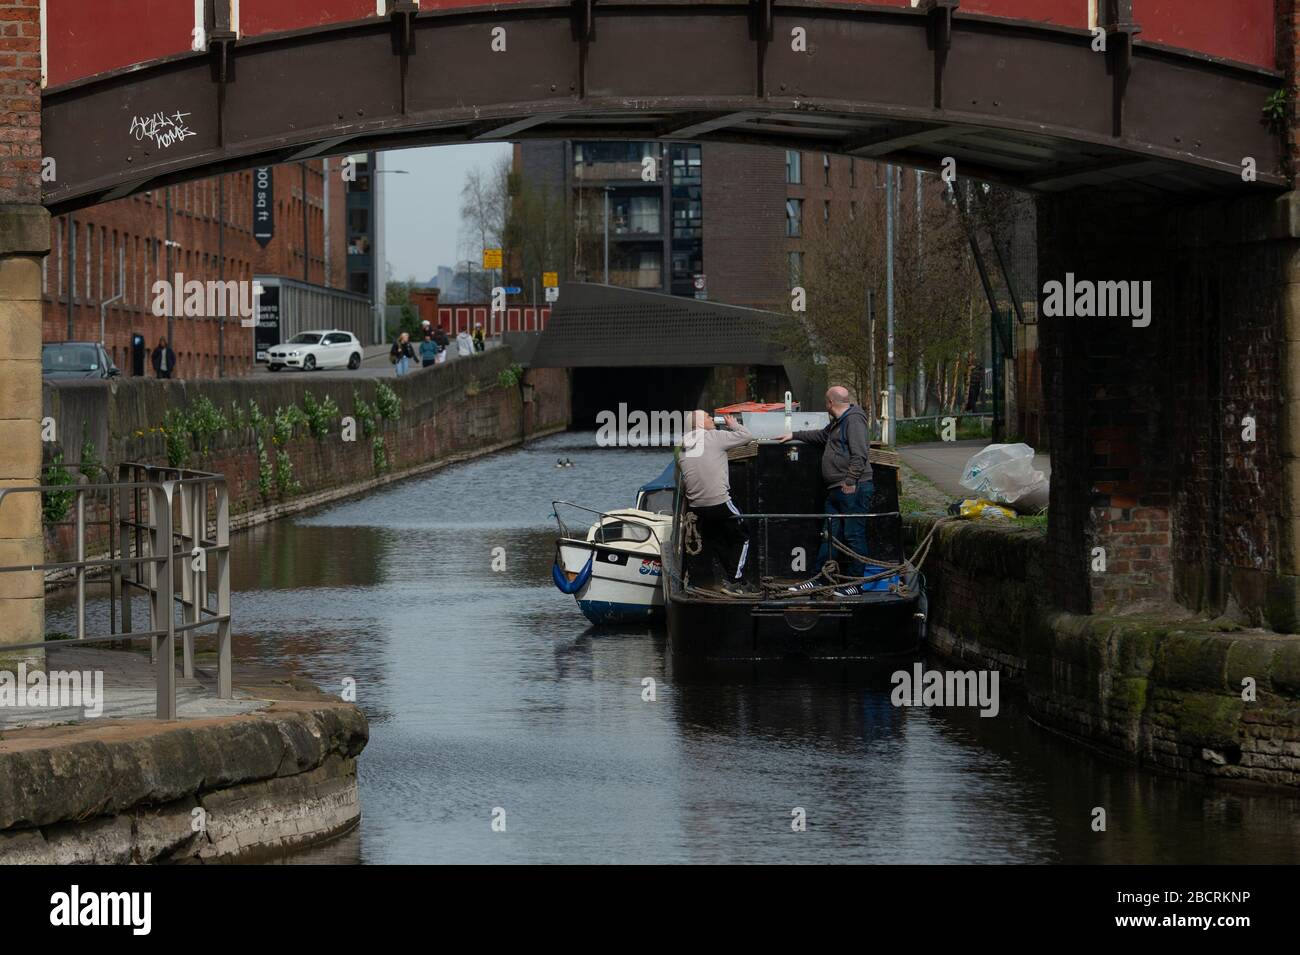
left=42, top=160, right=347, bottom=379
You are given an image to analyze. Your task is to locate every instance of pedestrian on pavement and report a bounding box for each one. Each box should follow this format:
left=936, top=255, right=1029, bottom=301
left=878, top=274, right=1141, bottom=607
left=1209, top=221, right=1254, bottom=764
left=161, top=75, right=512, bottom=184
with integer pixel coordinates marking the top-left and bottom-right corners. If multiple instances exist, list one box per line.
left=419, top=331, right=439, bottom=369
left=472, top=323, right=485, bottom=352
left=433, top=325, right=449, bottom=364
left=390, top=332, right=415, bottom=377
left=779, top=385, right=874, bottom=590
left=678, top=410, right=755, bottom=595
left=151, top=336, right=176, bottom=379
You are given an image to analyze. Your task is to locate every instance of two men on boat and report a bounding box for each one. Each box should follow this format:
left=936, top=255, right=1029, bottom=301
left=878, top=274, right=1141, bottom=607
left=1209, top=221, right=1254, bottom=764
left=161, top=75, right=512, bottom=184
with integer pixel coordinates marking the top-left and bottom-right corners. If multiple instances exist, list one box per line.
left=679, top=410, right=755, bottom=596
left=779, top=386, right=875, bottom=592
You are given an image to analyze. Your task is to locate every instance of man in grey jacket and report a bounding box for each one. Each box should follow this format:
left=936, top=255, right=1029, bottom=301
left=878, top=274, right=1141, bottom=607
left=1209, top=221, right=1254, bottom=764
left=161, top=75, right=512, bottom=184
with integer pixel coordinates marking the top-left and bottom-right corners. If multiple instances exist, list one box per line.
left=779, top=386, right=874, bottom=589
left=679, top=410, right=755, bottom=595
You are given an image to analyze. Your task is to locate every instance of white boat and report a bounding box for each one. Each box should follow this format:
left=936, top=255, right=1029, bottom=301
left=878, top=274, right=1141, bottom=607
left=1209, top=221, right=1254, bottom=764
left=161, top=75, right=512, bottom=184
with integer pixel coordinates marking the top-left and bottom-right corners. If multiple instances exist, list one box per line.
left=551, top=463, right=675, bottom=625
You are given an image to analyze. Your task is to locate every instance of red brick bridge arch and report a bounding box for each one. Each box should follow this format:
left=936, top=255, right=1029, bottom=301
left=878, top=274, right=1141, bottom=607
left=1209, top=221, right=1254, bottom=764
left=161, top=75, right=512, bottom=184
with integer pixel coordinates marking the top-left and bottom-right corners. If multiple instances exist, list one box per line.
left=38, top=0, right=1287, bottom=212
left=6, top=0, right=1300, bottom=644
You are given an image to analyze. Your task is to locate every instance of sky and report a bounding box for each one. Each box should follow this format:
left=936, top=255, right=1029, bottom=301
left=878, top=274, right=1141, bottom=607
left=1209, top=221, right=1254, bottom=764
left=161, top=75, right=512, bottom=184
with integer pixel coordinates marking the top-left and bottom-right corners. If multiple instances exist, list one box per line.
left=381, top=142, right=512, bottom=286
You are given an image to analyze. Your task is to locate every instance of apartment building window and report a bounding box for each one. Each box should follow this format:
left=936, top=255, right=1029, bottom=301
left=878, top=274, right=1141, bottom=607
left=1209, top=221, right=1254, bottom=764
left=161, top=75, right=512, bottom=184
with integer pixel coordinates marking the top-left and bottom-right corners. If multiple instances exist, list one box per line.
left=823, top=153, right=831, bottom=186
left=613, top=195, right=660, bottom=235
left=786, top=150, right=802, bottom=185
left=785, top=198, right=803, bottom=237
left=789, top=251, right=803, bottom=289
left=671, top=145, right=702, bottom=185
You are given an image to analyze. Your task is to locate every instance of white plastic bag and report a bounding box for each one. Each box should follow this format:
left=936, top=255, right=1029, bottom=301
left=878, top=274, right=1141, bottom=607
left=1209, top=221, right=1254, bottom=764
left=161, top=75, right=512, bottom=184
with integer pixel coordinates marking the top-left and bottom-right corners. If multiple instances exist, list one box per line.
left=959, top=443, right=1049, bottom=511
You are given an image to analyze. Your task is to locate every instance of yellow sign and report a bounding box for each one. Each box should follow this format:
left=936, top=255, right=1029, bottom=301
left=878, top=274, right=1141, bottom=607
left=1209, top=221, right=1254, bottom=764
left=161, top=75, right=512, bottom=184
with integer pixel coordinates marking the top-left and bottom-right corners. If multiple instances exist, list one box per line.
left=482, top=248, right=503, bottom=270
left=543, top=272, right=559, bottom=288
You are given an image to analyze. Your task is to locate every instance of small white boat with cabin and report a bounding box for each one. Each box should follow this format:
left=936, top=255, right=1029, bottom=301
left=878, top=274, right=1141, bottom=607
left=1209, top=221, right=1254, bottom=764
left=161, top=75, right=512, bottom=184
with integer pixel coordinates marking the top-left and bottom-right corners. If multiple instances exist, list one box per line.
left=551, top=463, right=675, bottom=625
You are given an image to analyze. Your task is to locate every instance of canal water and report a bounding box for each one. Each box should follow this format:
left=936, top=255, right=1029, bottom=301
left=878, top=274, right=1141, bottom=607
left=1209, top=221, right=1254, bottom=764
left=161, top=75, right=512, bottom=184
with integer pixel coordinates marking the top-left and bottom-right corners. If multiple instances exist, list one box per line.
left=48, top=433, right=1300, bottom=863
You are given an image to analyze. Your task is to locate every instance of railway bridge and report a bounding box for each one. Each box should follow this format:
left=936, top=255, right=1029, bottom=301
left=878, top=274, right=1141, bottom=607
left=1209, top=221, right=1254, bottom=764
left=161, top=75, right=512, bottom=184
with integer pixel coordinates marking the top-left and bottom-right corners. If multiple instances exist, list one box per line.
left=3, top=1, right=1300, bottom=641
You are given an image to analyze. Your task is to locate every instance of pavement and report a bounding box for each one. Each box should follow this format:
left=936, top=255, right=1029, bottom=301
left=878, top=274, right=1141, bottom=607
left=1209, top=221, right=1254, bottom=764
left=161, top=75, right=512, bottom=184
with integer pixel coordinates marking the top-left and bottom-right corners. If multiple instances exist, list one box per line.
left=249, top=338, right=502, bottom=380
left=0, top=645, right=269, bottom=730
left=899, top=439, right=1051, bottom=501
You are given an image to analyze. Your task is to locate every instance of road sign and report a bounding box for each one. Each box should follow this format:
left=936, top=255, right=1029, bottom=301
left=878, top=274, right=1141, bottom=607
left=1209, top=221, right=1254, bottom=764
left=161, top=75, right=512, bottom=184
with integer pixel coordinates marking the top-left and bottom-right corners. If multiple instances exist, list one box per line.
left=503, top=286, right=522, bottom=295
left=543, top=272, right=559, bottom=288
left=545, top=287, right=559, bottom=303
left=482, top=248, right=503, bottom=270
left=693, top=273, right=707, bottom=300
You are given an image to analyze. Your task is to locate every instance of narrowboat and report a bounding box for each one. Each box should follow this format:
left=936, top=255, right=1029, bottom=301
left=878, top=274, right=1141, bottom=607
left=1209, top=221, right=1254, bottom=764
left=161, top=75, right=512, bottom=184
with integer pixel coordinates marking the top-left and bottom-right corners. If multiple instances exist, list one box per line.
left=663, top=412, right=927, bottom=662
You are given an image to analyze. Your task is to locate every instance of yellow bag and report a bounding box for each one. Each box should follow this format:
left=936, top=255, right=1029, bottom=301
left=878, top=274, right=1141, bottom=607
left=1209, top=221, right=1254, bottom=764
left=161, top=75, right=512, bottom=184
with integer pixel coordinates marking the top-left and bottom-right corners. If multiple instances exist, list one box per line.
left=957, top=498, right=1015, bottom=521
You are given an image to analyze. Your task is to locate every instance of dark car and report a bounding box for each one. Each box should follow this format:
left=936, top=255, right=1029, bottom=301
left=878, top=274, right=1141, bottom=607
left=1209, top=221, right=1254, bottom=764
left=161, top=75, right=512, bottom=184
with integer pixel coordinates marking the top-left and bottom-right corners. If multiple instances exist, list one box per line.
left=42, top=342, right=121, bottom=380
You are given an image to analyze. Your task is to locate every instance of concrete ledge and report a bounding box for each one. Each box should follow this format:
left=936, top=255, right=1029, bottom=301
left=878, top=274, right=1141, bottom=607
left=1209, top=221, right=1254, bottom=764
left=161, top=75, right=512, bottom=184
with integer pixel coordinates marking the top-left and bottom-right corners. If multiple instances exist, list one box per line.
left=0, top=205, right=50, bottom=257
left=0, top=677, right=368, bottom=862
left=906, top=514, right=1300, bottom=790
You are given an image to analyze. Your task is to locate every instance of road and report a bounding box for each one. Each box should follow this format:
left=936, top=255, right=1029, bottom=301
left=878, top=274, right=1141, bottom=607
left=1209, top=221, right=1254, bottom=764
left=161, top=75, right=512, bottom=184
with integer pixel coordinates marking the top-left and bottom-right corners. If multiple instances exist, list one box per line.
left=249, top=340, right=501, bottom=380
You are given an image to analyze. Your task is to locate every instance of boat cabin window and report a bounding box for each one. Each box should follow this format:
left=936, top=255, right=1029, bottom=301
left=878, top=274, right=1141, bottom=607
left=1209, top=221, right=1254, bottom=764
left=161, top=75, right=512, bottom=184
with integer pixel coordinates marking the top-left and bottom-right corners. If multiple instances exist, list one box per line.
left=637, top=489, right=674, bottom=515
left=594, top=520, right=652, bottom=544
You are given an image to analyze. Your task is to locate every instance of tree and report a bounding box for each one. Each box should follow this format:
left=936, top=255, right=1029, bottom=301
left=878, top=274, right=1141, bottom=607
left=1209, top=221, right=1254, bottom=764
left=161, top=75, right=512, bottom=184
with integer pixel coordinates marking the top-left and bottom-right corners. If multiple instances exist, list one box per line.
left=459, top=155, right=512, bottom=301
left=777, top=167, right=987, bottom=423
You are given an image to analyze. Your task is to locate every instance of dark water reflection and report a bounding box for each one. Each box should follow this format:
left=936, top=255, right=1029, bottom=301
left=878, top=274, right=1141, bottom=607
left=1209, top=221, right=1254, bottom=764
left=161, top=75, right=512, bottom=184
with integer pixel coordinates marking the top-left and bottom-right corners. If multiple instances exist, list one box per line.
left=46, top=433, right=1300, bottom=863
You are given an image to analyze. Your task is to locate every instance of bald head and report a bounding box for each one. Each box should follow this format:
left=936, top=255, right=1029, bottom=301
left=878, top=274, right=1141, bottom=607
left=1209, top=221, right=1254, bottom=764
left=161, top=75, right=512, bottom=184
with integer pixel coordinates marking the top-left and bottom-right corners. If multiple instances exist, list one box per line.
left=825, top=386, right=853, bottom=417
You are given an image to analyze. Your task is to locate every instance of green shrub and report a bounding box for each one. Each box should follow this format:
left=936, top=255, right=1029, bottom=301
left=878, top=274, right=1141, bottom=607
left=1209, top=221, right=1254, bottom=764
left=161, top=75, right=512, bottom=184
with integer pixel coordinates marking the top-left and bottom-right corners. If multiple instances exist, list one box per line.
left=161, top=408, right=191, bottom=468
left=352, top=389, right=377, bottom=439
left=273, top=404, right=307, bottom=446
left=79, top=423, right=104, bottom=483
left=301, top=391, right=340, bottom=440
left=373, top=435, right=389, bottom=474
left=256, top=436, right=273, bottom=499
left=375, top=382, right=401, bottom=421
left=186, top=396, right=229, bottom=455
left=41, top=453, right=75, bottom=524
left=274, top=449, right=301, bottom=496
left=498, top=363, right=524, bottom=389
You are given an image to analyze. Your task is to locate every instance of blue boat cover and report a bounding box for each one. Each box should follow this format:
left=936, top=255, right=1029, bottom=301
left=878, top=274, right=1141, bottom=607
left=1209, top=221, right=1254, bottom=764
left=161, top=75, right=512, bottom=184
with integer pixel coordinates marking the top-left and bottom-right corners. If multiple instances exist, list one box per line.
left=639, top=461, right=677, bottom=495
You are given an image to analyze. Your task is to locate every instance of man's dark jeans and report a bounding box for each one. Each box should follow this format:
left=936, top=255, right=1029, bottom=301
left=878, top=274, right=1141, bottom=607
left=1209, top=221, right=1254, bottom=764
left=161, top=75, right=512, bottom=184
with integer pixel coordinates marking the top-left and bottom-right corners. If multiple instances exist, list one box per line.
left=816, top=481, right=874, bottom=578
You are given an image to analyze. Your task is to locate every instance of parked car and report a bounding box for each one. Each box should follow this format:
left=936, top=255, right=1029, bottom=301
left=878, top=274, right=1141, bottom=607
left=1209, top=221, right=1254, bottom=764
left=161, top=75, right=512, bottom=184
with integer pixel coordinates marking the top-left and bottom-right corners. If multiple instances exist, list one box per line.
left=266, top=330, right=363, bottom=371
left=42, top=342, right=120, bottom=380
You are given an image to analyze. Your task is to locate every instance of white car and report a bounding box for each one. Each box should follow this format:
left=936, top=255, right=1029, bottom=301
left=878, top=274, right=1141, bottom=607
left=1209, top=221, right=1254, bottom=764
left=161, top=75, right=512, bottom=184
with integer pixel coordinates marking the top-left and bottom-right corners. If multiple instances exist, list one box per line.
left=267, top=330, right=363, bottom=371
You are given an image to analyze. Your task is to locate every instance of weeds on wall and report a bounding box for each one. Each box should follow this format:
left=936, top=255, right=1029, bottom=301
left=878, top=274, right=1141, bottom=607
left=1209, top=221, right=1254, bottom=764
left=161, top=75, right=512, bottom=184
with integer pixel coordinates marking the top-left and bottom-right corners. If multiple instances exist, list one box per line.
left=301, top=391, right=340, bottom=439
left=41, top=453, right=75, bottom=524
left=375, top=382, right=401, bottom=421
left=352, top=389, right=377, bottom=439
left=498, top=363, right=524, bottom=389
left=79, top=423, right=104, bottom=483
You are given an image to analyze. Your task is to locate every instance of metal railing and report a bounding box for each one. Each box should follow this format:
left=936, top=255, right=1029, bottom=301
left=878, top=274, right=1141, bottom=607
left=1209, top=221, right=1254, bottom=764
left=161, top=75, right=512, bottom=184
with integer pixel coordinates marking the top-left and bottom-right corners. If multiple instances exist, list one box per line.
left=0, top=462, right=232, bottom=719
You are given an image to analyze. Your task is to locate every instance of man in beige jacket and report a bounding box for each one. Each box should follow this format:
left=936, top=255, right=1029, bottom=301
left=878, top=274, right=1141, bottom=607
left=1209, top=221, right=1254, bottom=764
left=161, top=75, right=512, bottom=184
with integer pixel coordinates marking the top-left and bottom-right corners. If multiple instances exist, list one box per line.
left=679, top=411, right=755, bottom=594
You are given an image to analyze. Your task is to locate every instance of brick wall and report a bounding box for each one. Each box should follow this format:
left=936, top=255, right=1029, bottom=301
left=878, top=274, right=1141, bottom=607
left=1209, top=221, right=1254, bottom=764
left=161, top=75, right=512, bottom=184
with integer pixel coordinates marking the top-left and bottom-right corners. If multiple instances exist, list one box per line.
left=908, top=515, right=1300, bottom=790
left=1037, top=190, right=1293, bottom=625
left=0, top=0, right=40, bottom=204
left=42, top=349, right=570, bottom=558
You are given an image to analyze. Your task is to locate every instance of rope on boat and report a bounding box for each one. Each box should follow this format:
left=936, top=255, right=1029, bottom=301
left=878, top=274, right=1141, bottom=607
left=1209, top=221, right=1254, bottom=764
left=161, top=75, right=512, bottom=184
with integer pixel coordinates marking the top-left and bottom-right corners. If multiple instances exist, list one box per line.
left=682, top=511, right=703, bottom=557
left=676, top=515, right=958, bottom=602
